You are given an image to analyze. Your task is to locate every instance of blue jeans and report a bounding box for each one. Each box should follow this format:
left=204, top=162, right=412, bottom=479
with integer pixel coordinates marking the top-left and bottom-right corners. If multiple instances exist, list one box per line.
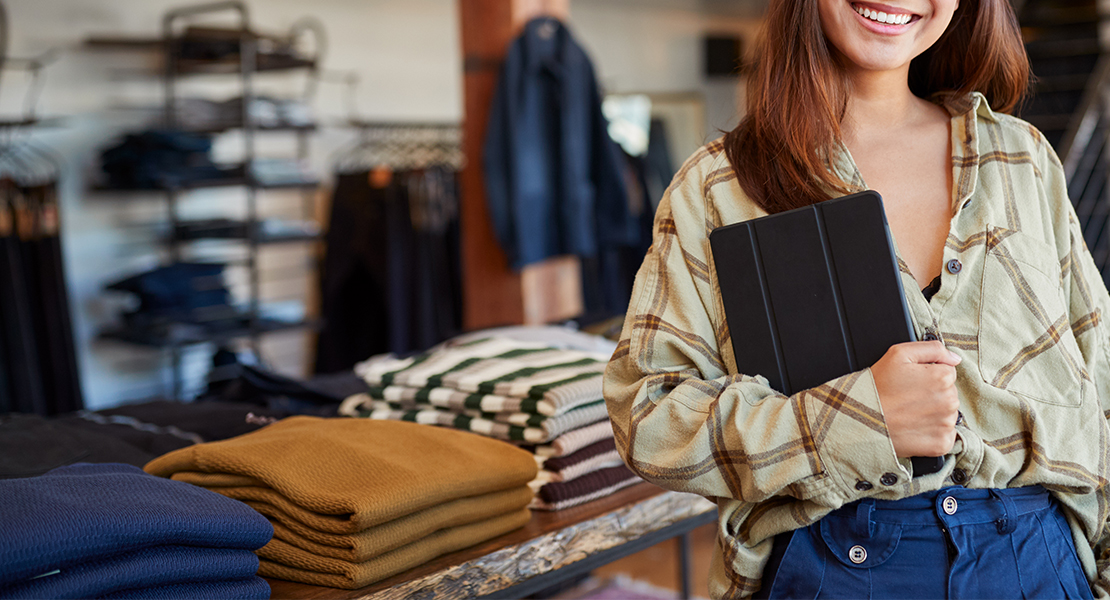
left=757, top=486, right=1093, bottom=599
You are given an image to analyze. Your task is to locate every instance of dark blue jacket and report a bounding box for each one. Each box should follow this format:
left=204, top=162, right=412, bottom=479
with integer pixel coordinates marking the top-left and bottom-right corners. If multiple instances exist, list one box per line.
left=483, top=17, right=634, bottom=269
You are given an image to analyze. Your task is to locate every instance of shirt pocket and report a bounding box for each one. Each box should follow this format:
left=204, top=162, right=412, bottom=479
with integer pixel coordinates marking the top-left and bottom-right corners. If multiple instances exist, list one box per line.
left=978, top=225, right=1090, bottom=407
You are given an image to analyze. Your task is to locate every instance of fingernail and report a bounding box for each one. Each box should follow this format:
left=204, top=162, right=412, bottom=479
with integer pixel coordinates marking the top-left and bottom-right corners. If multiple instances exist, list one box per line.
left=949, top=351, right=961, bottom=363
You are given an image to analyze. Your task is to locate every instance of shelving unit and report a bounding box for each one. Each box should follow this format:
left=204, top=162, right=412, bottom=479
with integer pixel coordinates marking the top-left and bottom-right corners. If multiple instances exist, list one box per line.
left=94, top=1, right=326, bottom=400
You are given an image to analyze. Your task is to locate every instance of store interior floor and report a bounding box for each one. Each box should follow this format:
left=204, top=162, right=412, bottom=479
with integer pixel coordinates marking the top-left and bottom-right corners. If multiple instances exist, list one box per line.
left=553, top=522, right=716, bottom=600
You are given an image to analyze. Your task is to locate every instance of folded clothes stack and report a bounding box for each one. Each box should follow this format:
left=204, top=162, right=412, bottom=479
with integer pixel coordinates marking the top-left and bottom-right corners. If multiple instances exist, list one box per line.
left=145, top=416, right=537, bottom=589
left=341, top=337, right=642, bottom=511
left=0, top=463, right=273, bottom=599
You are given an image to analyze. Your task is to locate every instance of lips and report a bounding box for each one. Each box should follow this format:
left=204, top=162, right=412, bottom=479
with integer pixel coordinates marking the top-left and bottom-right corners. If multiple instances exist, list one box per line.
left=852, top=2, right=920, bottom=26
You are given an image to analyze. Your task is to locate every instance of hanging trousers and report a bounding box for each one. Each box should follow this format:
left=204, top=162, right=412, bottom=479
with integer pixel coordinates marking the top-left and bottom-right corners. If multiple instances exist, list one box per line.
left=757, top=486, right=1093, bottom=599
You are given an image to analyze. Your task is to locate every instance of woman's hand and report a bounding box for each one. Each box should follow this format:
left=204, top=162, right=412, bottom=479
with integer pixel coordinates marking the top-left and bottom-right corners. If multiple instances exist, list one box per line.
left=870, top=341, right=962, bottom=458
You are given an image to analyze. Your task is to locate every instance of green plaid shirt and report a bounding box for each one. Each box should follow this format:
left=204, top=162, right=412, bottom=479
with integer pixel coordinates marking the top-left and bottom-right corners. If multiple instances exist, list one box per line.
left=604, top=92, right=1110, bottom=598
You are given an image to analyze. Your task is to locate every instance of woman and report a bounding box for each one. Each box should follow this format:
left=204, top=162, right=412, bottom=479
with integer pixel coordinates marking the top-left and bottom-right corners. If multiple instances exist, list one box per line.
left=603, top=0, right=1110, bottom=595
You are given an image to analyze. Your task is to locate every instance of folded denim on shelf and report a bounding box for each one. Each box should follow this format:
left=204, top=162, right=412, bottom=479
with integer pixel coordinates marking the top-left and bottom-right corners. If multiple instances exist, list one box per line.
left=256, top=508, right=531, bottom=589
left=0, top=546, right=260, bottom=600
left=144, top=416, right=537, bottom=532
left=0, top=463, right=272, bottom=587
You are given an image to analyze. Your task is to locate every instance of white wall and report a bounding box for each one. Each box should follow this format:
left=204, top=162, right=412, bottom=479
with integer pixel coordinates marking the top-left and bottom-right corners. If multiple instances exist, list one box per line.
left=569, top=0, right=762, bottom=142
left=1, top=0, right=761, bottom=410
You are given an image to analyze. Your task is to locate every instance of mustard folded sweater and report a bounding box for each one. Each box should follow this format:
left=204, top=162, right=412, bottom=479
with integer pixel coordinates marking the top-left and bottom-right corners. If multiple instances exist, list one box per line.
left=247, top=486, right=532, bottom=561
left=144, top=417, right=538, bottom=531
left=256, top=508, right=531, bottom=589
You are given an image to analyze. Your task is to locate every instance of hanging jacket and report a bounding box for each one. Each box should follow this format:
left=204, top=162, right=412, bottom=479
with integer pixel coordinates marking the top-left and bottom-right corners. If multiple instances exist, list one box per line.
left=483, top=17, right=635, bottom=270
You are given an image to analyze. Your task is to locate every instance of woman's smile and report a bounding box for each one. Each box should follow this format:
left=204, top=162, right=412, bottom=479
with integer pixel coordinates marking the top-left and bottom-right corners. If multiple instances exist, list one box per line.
left=851, top=2, right=920, bottom=28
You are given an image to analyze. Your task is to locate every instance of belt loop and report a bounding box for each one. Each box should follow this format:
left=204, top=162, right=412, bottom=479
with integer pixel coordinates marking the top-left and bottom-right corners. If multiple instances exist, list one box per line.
left=854, top=499, right=875, bottom=539
left=989, top=489, right=1018, bottom=535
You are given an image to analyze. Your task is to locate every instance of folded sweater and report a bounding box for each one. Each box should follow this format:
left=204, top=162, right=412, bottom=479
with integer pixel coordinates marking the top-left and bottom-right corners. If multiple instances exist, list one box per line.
left=144, top=416, right=537, bottom=531
left=536, top=465, right=640, bottom=508
left=339, top=397, right=607, bottom=443
left=0, top=546, right=259, bottom=599
left=255, top=486, right=533, bottom=560
left=256, top=508, right=532, bottom=589
left=101, top=577, right=271, bottom=600
left=527, top=419, right=614, bottom=458
left=355, top=338, right=606, bottom=408
left=0, top=463, right=272, bottom=587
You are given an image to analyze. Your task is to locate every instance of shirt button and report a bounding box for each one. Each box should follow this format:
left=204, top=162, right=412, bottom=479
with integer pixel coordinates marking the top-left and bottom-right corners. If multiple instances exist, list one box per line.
left=951, top=468, right=968, bottom=485
left=962, top=199, right=972, bottom=209
left=923, top=332, right=939, bottom=341
left=855, top=480, right=873, bottom=491
left=942, top=496, right=958, bottom=515
left=880, top=473, right=898, bottom=486
left=946, top=259, right=963, bottom=274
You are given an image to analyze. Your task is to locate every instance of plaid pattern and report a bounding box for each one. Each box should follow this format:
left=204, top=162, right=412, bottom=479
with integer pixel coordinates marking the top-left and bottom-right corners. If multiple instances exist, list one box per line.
left=338, top=395, right=608, bottom=444
left=604, top=92, right=1110, bottom=599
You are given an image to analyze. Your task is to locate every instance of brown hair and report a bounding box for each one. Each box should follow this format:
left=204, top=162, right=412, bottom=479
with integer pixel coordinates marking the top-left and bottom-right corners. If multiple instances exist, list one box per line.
left=724, top=0, right=1030, bottom=213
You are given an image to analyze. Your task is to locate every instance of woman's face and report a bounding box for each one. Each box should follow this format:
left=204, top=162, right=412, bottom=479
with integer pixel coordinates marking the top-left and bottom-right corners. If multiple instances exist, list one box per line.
left=817, top=0, right=960, bottom=75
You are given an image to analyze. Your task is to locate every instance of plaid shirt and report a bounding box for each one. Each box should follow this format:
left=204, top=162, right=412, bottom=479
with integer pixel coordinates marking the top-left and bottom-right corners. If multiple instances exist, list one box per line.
left=604, top=92, right=1110, bottom=598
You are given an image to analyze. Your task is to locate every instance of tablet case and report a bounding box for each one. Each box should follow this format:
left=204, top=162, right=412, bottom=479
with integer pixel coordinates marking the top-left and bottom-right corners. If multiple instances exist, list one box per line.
left=709, top=190, right=943, bottom=476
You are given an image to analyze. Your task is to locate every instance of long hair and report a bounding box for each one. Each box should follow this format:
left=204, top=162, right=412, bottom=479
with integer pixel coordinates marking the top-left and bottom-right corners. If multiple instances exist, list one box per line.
left=723, top=0, right=1030, bottom=213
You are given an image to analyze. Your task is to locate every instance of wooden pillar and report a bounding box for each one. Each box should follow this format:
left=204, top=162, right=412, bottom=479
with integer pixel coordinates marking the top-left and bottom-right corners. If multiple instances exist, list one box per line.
left=458, top=0, right=579, bottom=330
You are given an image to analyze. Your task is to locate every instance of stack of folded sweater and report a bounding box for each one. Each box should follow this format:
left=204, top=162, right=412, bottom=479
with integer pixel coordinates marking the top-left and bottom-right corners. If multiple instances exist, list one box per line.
left=145, top=416, right=537, bottom=589
left=0, top=463, right=273, bottom=599
left=340, top=337, right=643, bottom=511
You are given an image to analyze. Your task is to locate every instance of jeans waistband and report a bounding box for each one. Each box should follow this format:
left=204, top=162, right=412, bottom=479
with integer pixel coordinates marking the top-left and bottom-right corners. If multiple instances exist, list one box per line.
left=829, top=486, right=1051, bottom=526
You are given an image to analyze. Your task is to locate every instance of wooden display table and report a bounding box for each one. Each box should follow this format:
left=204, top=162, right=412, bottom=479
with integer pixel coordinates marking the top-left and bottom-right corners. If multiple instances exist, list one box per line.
left=267, top=482, right=718, bottom=599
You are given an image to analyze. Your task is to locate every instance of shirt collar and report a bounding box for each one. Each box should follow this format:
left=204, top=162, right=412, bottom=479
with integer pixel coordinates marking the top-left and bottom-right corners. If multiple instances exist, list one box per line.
left=829, top=91, right=988, bottom=213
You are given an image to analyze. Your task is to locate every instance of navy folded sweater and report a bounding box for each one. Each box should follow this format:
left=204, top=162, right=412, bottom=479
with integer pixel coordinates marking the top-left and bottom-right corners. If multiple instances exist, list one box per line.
left=0, top=546, right=259, bottom=599
left=101, top=577, right=271, bottom=600
left=0, top=463, right=272, bottom=587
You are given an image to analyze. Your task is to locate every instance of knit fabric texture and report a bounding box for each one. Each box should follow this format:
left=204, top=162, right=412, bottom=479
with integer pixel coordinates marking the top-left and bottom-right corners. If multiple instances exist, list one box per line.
left=529, top=419, right=614, bottom=458
left=339, top=396, right=608, bottom=443
left=0, top=463, right=273, bottom=587
left=256, top=508, right=532, bottom=588
left=0, top=546, right=259, bottom=599
left=354, top=337, right=607, bottom=413
left=100, top=577, right=271, bottom=600
left=144, top=416, right=537, bottom=532
left=535, top=465, right=640, bottom=508
left=259, top=486, right=533, bottom=561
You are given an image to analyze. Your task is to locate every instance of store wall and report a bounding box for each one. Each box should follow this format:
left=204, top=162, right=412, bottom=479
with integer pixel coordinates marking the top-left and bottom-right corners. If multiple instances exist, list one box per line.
left=1, top=0, right=760, bottom=410
left=4, top=0, right=463, bottom=409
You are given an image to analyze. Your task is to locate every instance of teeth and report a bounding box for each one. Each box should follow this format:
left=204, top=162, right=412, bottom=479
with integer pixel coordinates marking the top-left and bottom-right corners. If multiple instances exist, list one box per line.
left=855, top=5, right=911, bottom=24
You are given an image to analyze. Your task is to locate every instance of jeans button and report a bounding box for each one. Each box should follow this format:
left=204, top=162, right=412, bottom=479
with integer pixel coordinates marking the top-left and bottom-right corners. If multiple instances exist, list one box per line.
left=942, top=496, right=958, bottom=515
left=849, top=545, right=868, bottom=564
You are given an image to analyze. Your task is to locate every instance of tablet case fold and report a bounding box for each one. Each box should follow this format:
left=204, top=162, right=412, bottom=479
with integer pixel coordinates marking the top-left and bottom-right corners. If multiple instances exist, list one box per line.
left=709, top=190, right=916, bottom=396
left=710, top=190, right=943, bottom=476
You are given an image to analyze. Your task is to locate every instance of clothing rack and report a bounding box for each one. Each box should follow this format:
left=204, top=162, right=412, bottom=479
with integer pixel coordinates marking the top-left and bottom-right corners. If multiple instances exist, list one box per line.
left=333, top=121, right=464, bottom=172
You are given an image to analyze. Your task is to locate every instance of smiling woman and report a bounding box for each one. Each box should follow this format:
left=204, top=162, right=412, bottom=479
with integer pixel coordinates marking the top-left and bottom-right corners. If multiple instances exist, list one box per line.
left=602, top=0, right=1110, bottom=594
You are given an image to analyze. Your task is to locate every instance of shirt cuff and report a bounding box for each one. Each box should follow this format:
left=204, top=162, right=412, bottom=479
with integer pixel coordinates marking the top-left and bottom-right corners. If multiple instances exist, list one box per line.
left=812, top=367, right=911, bottom=499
